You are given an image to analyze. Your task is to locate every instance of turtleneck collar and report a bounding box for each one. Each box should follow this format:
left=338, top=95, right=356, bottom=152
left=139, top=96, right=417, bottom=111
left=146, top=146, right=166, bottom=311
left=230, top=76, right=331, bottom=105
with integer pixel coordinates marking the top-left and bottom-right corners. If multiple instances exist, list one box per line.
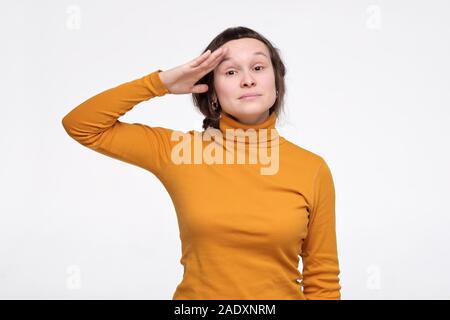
left=217, top=110, right=284, bottom=147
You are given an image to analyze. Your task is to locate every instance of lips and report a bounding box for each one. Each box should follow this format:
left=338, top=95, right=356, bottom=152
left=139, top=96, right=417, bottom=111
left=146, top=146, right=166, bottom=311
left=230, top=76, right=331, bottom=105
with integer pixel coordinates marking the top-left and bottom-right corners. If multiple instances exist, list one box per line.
left=239, top=94, right=261, bottom=99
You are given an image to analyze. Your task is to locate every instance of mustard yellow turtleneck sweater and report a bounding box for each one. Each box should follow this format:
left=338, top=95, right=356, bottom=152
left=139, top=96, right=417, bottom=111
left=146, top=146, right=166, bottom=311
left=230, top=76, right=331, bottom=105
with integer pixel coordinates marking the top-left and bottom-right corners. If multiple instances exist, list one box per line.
left=61, top=69, right=341, bottom=300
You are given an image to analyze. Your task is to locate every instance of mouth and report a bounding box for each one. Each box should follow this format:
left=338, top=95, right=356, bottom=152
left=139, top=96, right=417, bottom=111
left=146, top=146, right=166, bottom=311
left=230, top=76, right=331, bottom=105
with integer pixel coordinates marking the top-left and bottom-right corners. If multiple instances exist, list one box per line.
left=239, top=94, right=262, bottom=100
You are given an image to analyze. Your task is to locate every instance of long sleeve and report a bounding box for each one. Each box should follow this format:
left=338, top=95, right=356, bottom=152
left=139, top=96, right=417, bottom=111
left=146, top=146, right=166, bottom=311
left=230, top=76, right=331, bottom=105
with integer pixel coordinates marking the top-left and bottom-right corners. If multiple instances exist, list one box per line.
left=300, top=159, right=342, bottom=300
left=61, top=69, right=174, bottom=177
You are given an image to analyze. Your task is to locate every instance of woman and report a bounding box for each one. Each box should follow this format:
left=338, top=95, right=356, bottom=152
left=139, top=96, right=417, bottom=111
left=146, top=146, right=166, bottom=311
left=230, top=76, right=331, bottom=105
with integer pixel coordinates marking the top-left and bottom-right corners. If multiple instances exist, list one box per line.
left=62, top=26, right=341, bottom=300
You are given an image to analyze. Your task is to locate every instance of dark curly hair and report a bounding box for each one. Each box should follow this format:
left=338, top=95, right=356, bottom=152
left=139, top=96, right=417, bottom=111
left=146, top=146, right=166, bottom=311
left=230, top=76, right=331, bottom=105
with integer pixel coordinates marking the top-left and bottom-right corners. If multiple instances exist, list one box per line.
left=191, top=26, right=287, bottom=130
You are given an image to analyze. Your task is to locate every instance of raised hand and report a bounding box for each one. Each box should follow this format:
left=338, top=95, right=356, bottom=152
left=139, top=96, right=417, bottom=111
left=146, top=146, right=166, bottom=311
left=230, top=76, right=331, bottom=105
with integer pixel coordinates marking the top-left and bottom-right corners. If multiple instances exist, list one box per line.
left=158, top=46, right=228, bottom=94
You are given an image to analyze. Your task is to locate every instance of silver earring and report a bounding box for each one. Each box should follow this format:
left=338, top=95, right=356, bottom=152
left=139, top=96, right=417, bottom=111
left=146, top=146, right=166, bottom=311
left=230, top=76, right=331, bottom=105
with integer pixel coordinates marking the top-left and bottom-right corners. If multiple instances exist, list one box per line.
left=276, top=90, right=279, bottom=97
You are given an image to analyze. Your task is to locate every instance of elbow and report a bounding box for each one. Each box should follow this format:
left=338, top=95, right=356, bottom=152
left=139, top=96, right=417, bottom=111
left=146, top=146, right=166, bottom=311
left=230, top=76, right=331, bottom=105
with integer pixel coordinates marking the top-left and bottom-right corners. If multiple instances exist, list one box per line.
left=61, top=114, right=79, bottom=139
left=61, top=114, right=90, bottom=146
left=61, top=114, right=104, bottom=148
left=61, top=114, right=73, bottom=136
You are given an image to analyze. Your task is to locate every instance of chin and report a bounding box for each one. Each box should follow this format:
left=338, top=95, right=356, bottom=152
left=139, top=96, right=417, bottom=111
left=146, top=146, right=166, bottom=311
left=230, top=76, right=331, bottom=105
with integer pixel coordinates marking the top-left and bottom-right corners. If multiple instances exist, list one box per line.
left=232, top=105, right=269, bottom=116
left=226, top=107, right=271, bottom=123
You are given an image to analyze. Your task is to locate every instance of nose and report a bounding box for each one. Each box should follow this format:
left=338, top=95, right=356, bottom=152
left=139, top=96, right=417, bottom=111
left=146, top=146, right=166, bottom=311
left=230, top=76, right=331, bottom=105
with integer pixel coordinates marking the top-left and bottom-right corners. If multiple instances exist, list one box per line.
left=243, top=81, right=255, bottom=87
left=241, top=71, right=256, bottom=87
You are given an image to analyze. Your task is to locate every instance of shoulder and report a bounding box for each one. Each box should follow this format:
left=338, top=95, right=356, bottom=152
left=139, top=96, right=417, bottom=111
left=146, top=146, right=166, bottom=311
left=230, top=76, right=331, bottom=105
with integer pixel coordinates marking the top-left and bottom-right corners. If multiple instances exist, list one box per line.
left=280, top=137, right=329, bottom=173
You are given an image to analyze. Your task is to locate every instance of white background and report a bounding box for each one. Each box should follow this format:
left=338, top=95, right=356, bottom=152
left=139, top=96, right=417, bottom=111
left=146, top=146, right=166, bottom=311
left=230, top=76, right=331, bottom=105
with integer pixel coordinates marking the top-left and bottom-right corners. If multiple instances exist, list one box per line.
left=1, top=0, right=449, bottom=299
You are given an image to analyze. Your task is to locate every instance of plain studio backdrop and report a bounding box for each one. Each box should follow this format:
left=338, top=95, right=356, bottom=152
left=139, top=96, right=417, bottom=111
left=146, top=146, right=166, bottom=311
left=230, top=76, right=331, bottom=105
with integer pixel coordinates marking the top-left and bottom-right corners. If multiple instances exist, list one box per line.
left=1, top=0, right=449, bottom=299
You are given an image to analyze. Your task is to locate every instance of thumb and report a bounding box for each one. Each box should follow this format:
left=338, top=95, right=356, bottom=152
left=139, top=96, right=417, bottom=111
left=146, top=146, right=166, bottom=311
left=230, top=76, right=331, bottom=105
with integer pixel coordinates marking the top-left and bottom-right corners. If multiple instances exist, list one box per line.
left=191, top=84, right=209, bottom=94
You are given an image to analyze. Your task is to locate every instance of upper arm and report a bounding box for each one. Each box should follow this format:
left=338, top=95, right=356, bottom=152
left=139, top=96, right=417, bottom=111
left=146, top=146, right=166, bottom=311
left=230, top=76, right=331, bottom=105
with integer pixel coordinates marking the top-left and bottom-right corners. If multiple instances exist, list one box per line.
left=67, top=119, right=175, bottom=176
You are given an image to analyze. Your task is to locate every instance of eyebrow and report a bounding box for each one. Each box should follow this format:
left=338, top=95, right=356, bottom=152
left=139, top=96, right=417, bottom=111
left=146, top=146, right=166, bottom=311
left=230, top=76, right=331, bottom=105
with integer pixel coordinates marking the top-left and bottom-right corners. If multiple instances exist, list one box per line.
left=217, top=51, right=268, bottom=67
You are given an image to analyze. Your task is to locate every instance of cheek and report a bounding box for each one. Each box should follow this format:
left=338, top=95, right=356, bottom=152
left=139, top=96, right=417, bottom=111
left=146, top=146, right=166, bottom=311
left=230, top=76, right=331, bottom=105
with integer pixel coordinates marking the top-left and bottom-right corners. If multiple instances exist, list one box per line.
left=214, top=80, right=236, bottom=99
left=261, top=71, right=276, bottom=87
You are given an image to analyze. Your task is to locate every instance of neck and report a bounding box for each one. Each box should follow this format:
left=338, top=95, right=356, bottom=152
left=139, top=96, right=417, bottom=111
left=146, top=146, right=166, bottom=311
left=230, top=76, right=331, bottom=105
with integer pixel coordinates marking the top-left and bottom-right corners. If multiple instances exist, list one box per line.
left=223, top=110, right=270, bottom=126
left=212, top=109, right=283, bottom=147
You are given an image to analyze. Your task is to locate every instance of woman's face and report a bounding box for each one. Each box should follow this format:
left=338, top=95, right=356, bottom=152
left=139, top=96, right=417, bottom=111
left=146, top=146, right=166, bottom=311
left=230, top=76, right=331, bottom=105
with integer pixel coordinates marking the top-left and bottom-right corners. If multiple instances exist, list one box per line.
left=213, top=38, right=277, bottom=125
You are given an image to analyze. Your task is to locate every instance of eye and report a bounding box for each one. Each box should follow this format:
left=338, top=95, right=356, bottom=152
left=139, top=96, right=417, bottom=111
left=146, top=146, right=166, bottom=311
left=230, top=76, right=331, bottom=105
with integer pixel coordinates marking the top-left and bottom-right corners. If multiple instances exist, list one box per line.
left=225, top=66, right=264, bottom=76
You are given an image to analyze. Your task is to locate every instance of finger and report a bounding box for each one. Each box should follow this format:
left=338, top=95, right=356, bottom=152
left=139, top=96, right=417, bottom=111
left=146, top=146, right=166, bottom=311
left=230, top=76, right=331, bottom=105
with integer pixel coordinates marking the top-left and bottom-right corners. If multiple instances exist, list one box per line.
left=190, top=50, right=211, bottom=68
left=202, top=47, right=227, bottom=69
left=191, top=84, right=209, bottom=93
left=203, top=50, right=227, bottom=73
left=190, top=50, right=210, bottom=68
left=209, top=47, right=227, bottom=62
